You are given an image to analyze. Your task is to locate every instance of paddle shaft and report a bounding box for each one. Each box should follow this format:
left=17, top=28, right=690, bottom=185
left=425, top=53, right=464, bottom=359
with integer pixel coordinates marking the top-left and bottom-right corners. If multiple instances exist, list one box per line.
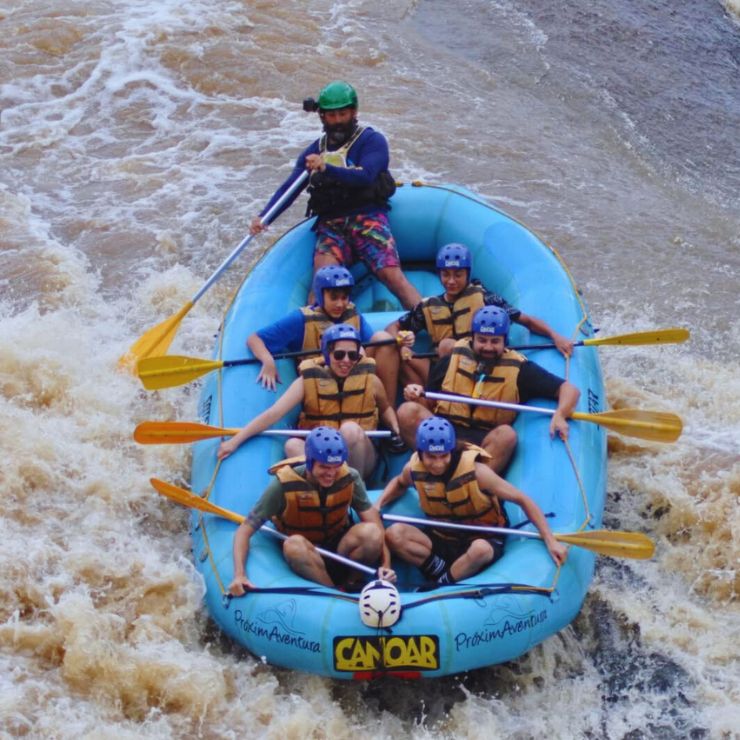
left=136, top=337, right=402, bottom=390
left=513, top=340, right=591, bottom=351
left=262, top=429, right=390, bottom=438
left=383, top=513, right=545, bottom=541
left=258, top=526, right=376, bottom=576
left=382, top=514, right=655, bottom=559
left=150, top=478, right=375, bottom=575
left=424, top=391, right=682, bottom=443
left=426, top=391, right=560, bottom=418
left=134, top=421, right=391, bottom=444
left=412, top=327, right=689, bottom=357
left=510, top=326, right=689, bottom=350
left=413, top=344, right=591, bottom=359
left=192, top=170, right=309, bottom=303
left=223, top=336, right=398, bottom=368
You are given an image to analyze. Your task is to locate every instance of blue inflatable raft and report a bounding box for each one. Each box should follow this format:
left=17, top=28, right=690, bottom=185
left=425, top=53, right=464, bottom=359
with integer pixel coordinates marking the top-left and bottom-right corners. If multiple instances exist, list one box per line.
left=189, top=182, right=607, bottom=679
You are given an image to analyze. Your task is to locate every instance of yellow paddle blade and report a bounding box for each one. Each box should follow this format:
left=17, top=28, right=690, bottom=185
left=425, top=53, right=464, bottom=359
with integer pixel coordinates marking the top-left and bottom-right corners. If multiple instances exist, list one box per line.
left=572, top=408, right=683, bottom=443
left=555, top=529, right=655, bottom=559
left=150, top=478, right=245, bottom=524
left=137, top=355, right=225, bottom=390
left=583, top=327, right=689, bottom=347
left=134, top=421, right=239, bottom=444
left=118, top=300, right=195, bottom=371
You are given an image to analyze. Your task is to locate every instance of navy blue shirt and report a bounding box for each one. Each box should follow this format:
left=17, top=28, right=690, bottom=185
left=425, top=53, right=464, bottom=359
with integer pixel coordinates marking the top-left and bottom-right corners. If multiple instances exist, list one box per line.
left=259, top=126, right=391, bottom=221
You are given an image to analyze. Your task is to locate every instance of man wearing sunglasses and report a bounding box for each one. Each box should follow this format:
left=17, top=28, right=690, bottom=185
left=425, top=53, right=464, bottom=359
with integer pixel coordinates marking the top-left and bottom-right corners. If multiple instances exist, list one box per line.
left=246, top=265, right=413, bottom=399
left=219, top=324, right=402, bottom=479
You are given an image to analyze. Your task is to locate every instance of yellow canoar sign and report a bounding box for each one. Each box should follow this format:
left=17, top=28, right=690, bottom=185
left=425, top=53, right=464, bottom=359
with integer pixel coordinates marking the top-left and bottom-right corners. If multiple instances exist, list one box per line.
left=333, top=635, right=439, bottom=672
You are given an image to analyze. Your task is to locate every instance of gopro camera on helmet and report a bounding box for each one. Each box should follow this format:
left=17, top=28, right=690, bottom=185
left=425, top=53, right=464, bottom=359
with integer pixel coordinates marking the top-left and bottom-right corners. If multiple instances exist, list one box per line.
left=302, top=97, right=319, bottom=112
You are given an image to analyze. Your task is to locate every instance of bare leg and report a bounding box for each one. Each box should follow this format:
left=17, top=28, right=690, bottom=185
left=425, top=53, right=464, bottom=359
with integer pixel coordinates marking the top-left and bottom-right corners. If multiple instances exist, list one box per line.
left=284, top=437, right=306, bottom=458
left=340, top=421, right=377, bottom=479
left=448, top=538, right=495, bottom=581
left=401, top=357, right=430, bottom=387
left=396, top=401, right=433, bottom=449
left=365, top=330, right=401, bottom=403
left=375, top=266, right=422, bottom=310
left=337, top=522, right=384, bottom=566
left=282, top=535, right=335, bottom=586
left=480, top=425, right=518, bottom=473
left=437, top=338, right=455, bottom=357
left=385, top=523, right=433, bottom=565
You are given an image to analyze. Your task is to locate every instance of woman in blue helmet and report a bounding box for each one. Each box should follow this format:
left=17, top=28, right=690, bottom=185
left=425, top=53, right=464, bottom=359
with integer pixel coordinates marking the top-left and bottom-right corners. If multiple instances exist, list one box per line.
left=246, top=264, right=414, bottom=399
left=398, top=305, right=580, bottom=473
left=375, top=417, right=567, bottom=587
left=386, top=242, right=574, bottom=386
left=229, top=426, right=395, bottom=594
left=247, top=81, right=421, bottom=309
left=219, top=324, right=402, bottom=479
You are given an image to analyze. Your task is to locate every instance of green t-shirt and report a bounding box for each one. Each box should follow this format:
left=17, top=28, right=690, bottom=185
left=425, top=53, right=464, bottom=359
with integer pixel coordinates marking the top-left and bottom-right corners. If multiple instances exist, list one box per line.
left=247, top=464, right=371, bottom=529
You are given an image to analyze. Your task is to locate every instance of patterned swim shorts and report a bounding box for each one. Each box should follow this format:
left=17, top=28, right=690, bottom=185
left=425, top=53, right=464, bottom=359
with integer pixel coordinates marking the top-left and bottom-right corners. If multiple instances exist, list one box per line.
left=315, top=211, right=401, bottom=273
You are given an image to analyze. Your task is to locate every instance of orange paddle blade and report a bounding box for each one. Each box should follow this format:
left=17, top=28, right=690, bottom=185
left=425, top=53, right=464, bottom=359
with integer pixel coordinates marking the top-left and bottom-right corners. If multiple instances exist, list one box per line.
left=150, top=478, right=245, bottom=524
left=118, top=300, right=195, bottom=371
left=134, top=421, right=239, bottom=444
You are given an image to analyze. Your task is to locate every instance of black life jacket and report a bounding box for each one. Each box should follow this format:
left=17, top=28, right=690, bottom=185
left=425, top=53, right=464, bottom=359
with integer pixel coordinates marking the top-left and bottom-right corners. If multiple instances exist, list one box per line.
left=306, top=127, right=396, bottom=219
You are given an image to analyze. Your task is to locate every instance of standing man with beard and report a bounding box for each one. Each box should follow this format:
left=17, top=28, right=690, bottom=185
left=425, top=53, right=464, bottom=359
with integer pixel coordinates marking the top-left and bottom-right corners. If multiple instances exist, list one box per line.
left=249, top=80, right=421, bottom=309
left=397, top=306, right=580, bottom=473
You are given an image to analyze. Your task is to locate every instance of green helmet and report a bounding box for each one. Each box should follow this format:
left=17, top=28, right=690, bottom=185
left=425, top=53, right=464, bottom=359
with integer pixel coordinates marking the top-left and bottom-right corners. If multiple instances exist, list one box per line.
left=318, top=81, right=358, bottom=111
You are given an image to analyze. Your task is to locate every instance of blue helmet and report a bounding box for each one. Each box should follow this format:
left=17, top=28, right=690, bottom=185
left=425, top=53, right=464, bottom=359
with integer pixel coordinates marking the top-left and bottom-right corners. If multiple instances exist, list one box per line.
left=416, top=416, right=456, bottom=454
left=313, top=266, right=354, bottom=309
left=472, top=305, right=510, bottom=337
left=305, top=426, right=348, bottom=470
left=435, top=243, right=472, bottom=271
left=320, top=323, right=362, bottom=364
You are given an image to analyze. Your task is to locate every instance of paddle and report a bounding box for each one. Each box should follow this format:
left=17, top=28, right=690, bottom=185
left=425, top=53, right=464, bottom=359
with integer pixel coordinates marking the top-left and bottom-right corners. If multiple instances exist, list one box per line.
left=382, top=513, right=655, bottom=560
left=119, top=170, right=310, bottom=369
left=135, top=421, right=391, bottom=444
left=136, top=337, right=399, bottom=390
left=511, top=327, right=690, bottom=351
left=425, top=391, right=682, bottom=443
left=150, top=478, right=376, bottom=575
left=411, top=327, right=691, bottom=359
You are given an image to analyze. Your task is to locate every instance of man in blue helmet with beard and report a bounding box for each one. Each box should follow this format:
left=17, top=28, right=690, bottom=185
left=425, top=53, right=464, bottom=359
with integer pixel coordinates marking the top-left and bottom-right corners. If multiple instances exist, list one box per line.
left=246, top=264, right=414, bottom=399
left=248, top=80, right=421, bottom=309
left=386, top=242, right=574, bottom=386
left=398, top=305, right=580, bottom=473
left=229, top=426, right=395, bottom=593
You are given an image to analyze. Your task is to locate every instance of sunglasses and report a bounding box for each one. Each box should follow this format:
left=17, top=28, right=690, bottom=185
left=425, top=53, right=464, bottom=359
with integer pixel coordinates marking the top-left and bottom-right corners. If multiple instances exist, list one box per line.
left=331, top=350, right=360, bottom=361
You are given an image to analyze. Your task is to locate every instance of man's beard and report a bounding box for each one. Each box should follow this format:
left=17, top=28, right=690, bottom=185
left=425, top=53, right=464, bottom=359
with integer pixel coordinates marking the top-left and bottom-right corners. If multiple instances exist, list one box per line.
left=323, top=117, right=358, bottom=147
left=475, top=354, right=501, bottom=372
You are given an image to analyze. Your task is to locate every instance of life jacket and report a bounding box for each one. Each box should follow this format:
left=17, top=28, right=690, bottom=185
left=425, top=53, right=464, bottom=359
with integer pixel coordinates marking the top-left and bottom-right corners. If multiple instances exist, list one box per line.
left=298, top=356, right=378, bottom=430
left=410, top=446, right=507, bottom=539
left=435, top=339, right=527, bottom=429
left=299, top=304, right=362, bottom=355
left=271, top=461, right=354, bottom=544
left=420, top=285, right=486, bottom=346
left=306, top=127, right=396, bottom=219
